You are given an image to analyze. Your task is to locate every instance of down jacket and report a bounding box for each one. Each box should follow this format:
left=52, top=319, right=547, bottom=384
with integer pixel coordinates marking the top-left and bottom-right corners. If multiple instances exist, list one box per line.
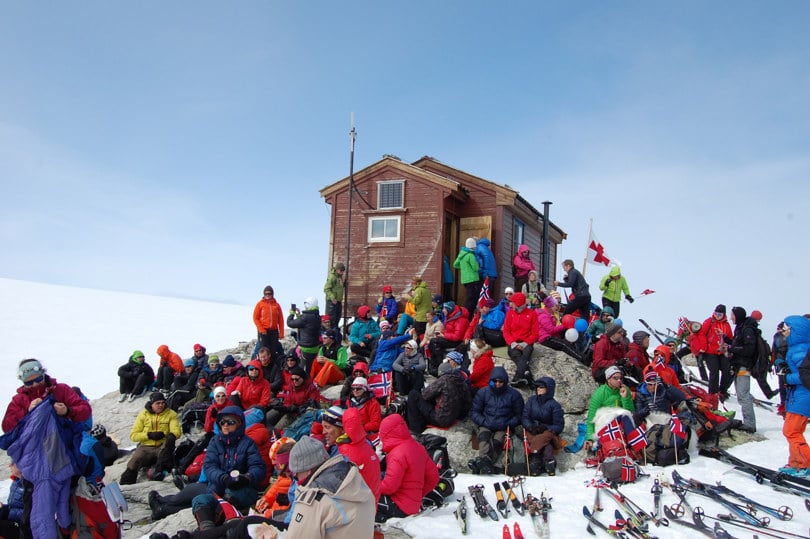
left=379, top=414, right=439, bottom=516
left=471, top=366, right=524, bottom=431
left=203, top=406, right=266, bottom=496
left=338, top=407, right=381, bottom=501
left=521, top=377, right=564, bottom=435
left=784, top=315, right=810, bottom=418
left=420, top=369, right=472, bottom=427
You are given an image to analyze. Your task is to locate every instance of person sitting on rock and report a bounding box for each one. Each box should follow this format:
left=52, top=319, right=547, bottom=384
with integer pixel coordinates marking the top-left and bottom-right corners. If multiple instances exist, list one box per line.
left=255, top=438, right=296, bottom=523
left=192, top=354, right=225, bottom=404
left=537, top=296, right=582, bottom=361
left=502, top=292, right=539, bottom=386
left=337, top=407, right=382, bottom=502
left=591, top=322, right=628, bottom=384
left=426, top=302, right=469, bottom=375
left=406, top=352, right=472, bottom=434
left=348, top=305, right=380, bottom=358
left=468, top=338, right=495, bottom=396
left=310, top=329, right=347, bottom=387
left=191, top=406, right=267, bottom=528
left=336, top=377, right=381, bottom=438
left=375, top=414, right=439, bottom=523
left=338, top=360, right=370, bottom=402
left=265, top=366, right=322, bottom=429
left=230, top=359, right=272, bottom=413
left=154, top=344, right=184, bottom=391
left=116, top=349, right=155, bottom=402
left=469, top=365, right=524, bottom=474
left=583, top=365, right=635, bottom=451
left=521, top=377, right=565, bottom=476
left=391, top=338, right=426, bottom=396
left=587, top=306, right=615, bottom=341
left=166, top=358, right=200, bottom=411
left=121, top=391, right=181, bottom=484
left=221, top=354, right=244, bottom=385
left=369, top=324, right=414, bottom=373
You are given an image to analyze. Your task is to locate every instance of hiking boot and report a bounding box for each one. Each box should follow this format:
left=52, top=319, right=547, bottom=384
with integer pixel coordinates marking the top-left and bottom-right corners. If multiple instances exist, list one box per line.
left=778, top=466, right=797, bottom=474
left=738, top=424, right=756, bottom=434
left=194, top=506, right=216, bottom=531
left=118, top=393, right=129, bottom=403
left=785, top=468, right=810, bottom=478
left=545, top=459, right=557, bottom=476
left=510, top=377, right=529, bottom=388
left=467, top=458, right=481, bottom=475
left=148, top=490, right=164, bottom=521
left=119, top=468, right=138, bottom=485
left=172, top=470, right=187, bottom=491
left=478, top=456, right=495, bottom=475
left=128, top=393, right=138, bottom=402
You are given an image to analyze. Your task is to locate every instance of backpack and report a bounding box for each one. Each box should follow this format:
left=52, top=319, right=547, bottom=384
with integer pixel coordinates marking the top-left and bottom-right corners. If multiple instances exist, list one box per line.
left=751, top=330, right=772, bottom=380
left=642, top=424, right=687, bottom=467
left=421, top=468, right=456, bottom=508
left=597, top=434, right=639, bottom=484
left=282, top=409, right=319, bottom=441
left=416, top=433, right=452, bottom=474
left=180, top=403, right=210, bottom=434
left=69, top=481, right=119, bottom=539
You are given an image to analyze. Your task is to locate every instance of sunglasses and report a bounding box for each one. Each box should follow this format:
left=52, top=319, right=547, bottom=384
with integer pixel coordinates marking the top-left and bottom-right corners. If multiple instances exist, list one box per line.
left=493, top=379, right=506, bottom=384
left=214, top=393, right=227, bottom=398
left=24, top=375, right=44, bottom=386
left=291, top=377, right=303, bottom=382
left=218, top=418, right=239, bottom=427
left=247, top=366, right=258, bottom=371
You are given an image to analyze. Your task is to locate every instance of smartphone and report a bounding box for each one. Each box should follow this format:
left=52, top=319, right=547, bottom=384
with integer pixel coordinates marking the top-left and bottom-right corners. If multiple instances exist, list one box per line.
left=291, top=303, right=297, bottom=311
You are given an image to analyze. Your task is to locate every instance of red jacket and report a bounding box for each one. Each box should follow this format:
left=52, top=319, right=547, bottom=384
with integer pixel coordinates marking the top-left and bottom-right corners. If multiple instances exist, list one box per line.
left=2, top=376, right=92, bottom=433
left=443, top=306, right=470, bottom=341
left=697, top=316, right=732, bottom=355
left=246, top=423, right=274, bottom=487
left=231, top=360, right=272, bottom=410
left=278, top=378, right=323, bottom=409
left=347, top=394, right=382, bottom=435
left=626, top=343, right=650, bottom=372
left=339, top=407, right=382, bottom=502
left=470, top=349, right=495, bottom=389
left=503, top=306, right=539, bottom=346
left=379, top=414, right=439, bottom=515
left=591, top=337, right=628, bottom=376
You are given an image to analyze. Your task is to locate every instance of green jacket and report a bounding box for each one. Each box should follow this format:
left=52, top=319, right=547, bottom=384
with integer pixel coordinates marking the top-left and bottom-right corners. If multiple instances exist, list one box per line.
left=410, top=281, right=432, bottom=323
left=599, top=266, right=631, bottom=302
left=324, top=268, right=345, bottom=303
left=453, top=248, right=480, bottom=285
left=585, top=383, right=635, bottom=440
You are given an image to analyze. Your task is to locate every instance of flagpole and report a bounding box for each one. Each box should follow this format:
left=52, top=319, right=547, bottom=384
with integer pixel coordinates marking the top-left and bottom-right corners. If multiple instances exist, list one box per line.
left=582, top=218, right=592, bottom=278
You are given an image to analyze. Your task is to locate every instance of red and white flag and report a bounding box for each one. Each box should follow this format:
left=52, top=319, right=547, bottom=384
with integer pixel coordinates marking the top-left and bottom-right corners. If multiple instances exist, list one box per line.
left=477, top=277, right=491, bottom=308
left=586, top=229, right=613, bottom=267
left=639, top=289, right=655, bottom=296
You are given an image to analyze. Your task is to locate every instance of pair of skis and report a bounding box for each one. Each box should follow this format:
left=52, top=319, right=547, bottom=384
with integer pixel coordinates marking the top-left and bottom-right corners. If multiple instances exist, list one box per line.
left=494, top=481, right=526, bottom=518
left=525, top=493, right=551, bottom=538
left=583, top=506, right=657, bottom=539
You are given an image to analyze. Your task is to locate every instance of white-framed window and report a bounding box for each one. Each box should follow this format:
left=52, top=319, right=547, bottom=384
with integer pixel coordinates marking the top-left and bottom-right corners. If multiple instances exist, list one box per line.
left=368, top=215, right=401, bottom=243
left=378, top=181, right=404, bottom=209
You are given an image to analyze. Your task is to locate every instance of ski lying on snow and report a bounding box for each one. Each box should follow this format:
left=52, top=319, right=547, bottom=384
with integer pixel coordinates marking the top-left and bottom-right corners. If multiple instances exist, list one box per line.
left=700, top=446, right=810, bottom=491
left=582, top=505, right=627, bottom=537
left=662, top=504, right=729, bottom=538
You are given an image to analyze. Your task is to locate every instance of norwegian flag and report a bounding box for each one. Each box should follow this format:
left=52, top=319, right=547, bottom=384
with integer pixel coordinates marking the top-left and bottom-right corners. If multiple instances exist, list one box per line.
left=670, top=413, right=687, bottom=440
left=639, top=289, right=655, bottom=296
left=655, top=352, right=666, bottom=368
left=368, top=433, right=381, bottom=448
left=621, top=458, right=638, bottom=483
left=627, top=424, right=649, bottom=452
left=586, top=228, right=613, bottom=267
left=368, top=371, right=392, bottom=400
left=477, top=277, right=491, bottom=308
left=597, top=419, right=622, bottom=443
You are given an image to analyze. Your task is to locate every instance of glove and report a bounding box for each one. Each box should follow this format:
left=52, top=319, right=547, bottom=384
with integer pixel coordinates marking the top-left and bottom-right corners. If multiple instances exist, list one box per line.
left=365, top=334, right=372, bottom=340
left=147, top=431, right=165, bottom=441
left=626, top=295, right=634, bottom=303
left=224, top=474, right=249, bottom=489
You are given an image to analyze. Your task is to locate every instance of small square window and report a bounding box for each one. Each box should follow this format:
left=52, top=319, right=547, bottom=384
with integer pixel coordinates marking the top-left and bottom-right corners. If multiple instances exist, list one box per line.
left=378, top=181, right=404, bottom=209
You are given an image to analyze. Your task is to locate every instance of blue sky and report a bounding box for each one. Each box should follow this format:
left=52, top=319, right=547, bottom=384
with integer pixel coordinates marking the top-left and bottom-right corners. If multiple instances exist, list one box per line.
left=2, top=2, right=808, bottom=336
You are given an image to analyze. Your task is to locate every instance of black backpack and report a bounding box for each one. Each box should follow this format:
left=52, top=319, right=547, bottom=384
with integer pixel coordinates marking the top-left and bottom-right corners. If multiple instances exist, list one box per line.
left=416, top=433, right=452, bottom=474
left=751, top=329, right=772, bottom=380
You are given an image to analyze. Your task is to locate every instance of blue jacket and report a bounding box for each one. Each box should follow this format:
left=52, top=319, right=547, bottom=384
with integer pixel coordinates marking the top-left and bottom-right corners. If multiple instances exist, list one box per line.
left=376, top=297, right=399, bottom=325
left=3, top=477, right=24, bottom=523
left=471, top=366, right=524, bottom=431
left=349, top=317, right=380, bottom=347
left=370, top=333, right=412, bottom=372
left=633, top=381, right=687, bottom=424
left=79, top=431, right=105, bottom=485
left=521, top=377, right=564, bottom=434
left=784, top=315, right=810, bottom=417
left=481, top=307, right=505, bottom=331
left=476, top=238, right=499, bottom=279
left=202, top=406, right=266, bottom=496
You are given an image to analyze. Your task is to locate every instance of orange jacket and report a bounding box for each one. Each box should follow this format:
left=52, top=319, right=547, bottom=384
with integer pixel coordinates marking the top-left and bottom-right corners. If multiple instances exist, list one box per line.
left=253, top=298, right=285, bottom=337
left=259, top=475, right=292, bottom=517
left=156, top=345, right=184, bottom=374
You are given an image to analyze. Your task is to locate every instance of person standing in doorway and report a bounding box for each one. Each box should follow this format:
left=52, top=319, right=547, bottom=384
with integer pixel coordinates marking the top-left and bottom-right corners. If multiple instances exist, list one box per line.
left=454, top=237, right=482, bottom=321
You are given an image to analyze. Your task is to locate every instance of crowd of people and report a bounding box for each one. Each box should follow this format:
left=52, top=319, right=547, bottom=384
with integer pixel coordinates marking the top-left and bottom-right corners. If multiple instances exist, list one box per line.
left=2, top=247, right=809, bottom=539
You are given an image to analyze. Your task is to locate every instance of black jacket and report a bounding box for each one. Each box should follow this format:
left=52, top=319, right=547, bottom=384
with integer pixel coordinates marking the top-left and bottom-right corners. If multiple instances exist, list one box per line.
left=729, top=317, right=759, bottom=370
left=287, top=309, right=322, bottom=348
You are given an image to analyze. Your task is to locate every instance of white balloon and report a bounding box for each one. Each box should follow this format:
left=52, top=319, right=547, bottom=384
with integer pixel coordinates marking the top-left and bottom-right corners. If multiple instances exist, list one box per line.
left=565, top=328, right=579, bottom=343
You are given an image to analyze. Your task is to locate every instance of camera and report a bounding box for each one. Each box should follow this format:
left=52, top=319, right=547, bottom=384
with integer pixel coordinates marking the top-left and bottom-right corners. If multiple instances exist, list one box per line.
left=291, top=303, right=296, bottom=311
